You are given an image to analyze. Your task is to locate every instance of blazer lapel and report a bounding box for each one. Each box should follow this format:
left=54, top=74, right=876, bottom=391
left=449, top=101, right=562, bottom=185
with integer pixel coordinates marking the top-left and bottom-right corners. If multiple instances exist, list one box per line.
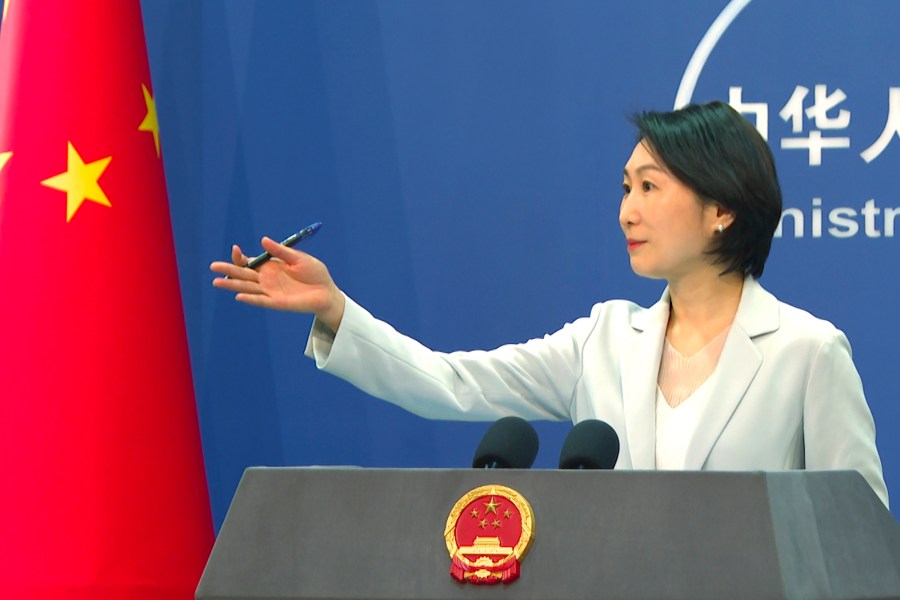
left=682, top=277, right=781, bottom=469
left=621, top=293, right=670, bottom=469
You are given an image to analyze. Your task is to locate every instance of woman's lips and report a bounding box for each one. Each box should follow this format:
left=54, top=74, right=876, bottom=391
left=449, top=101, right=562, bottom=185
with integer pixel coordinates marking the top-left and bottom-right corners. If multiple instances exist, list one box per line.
left=626, top=239, right=646, bottom=251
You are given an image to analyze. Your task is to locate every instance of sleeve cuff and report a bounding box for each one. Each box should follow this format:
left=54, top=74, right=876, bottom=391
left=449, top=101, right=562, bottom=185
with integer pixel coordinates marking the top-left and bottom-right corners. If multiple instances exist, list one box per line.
left=304, top=293, right=360, bottom=369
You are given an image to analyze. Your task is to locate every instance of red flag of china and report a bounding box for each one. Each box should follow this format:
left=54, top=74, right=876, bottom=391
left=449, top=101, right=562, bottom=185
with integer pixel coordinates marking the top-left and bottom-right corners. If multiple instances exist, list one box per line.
left=0, top=1, right=214, bottom=598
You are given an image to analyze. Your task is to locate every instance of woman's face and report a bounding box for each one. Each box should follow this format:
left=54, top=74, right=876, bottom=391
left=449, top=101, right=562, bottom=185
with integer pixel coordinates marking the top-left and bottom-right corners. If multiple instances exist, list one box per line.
left=619, top=141, right=728, bottom=282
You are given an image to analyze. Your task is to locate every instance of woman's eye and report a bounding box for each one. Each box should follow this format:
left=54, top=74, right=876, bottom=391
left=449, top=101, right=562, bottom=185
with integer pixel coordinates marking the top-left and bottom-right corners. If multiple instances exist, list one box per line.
left=622, top=183, right=631, bottom=195
left=642, top=181, right=654, bottom=192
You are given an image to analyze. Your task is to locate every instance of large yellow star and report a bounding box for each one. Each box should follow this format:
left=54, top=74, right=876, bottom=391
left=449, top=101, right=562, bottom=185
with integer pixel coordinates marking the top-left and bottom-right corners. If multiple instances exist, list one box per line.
left=483, top=497, right=501, bottom=515
left=138, top=83, right=160, bottom=157
left=41, top=142, right=112, bottom=222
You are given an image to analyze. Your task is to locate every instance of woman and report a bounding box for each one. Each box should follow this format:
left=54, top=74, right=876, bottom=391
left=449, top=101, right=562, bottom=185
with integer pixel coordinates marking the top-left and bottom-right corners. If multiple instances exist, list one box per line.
left=211, top=101, right=888, bottom=507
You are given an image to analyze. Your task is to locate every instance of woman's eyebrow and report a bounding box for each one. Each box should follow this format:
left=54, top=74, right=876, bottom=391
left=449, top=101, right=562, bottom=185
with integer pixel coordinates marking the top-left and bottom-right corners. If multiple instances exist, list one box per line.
left=623, top=164, right=667, bottom=177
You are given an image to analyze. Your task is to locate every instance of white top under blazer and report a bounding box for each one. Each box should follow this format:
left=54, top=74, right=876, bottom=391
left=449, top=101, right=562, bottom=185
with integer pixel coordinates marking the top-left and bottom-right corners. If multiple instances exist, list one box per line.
left=305, top=276, right=888, bottom=507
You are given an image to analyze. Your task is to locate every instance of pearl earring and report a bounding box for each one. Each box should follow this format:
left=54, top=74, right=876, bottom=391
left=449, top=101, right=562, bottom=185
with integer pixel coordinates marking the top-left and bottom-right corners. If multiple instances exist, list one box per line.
left=716, top=224, right=725, bottom=234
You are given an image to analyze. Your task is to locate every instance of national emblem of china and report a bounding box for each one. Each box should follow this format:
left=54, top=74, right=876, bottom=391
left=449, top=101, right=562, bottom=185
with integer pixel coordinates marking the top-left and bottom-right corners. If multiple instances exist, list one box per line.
left=444, top=484, right=534, bottom=584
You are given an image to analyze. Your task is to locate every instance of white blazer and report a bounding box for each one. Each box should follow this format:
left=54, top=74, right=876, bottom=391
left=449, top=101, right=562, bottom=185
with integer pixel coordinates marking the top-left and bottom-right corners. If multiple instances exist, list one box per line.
left=306, top=277, right=888, bottom=506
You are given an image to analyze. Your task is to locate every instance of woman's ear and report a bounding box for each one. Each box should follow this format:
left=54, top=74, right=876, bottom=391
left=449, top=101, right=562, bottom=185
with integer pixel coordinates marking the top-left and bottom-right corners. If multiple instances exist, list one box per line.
left=714, top=204, right=736, bottom=228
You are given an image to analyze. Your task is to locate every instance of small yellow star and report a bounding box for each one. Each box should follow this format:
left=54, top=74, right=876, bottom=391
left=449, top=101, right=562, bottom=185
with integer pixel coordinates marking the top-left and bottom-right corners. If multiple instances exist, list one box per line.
left=483, top=497, right=501, bottom=515
left=492, top=519, right=502, bottom=528
left=138, top=83, right=160, bottom=157
left=41, top=142, right=112, bottom=222
left=470, top=508, right=480, bottom=519
left=503, top=509, right=512, bottom=519
left=0, top=151, right=11, bottom=205
left=478, top=519, right=488, bottom=529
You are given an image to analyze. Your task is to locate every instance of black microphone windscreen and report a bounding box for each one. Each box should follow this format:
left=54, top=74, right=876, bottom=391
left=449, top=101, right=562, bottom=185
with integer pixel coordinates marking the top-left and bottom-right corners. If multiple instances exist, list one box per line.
left=558, top=419, right=620, bottom=469
left=472, top=416, right=539, bottom=469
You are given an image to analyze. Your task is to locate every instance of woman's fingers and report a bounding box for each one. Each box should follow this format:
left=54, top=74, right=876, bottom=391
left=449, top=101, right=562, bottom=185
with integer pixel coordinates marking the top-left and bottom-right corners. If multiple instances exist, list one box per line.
left=211, top=240, right=336, bottom=315
left=234, top=292, right=279, bottom=309
left=231, top=244, right=249, bottom=266
left=259, top=236, right=307, bottom=265
left=210, top=260, right=260, bottom=282
left=213, top=275, right=263, bottom=295
left=258, top=238, right=331, bottom=285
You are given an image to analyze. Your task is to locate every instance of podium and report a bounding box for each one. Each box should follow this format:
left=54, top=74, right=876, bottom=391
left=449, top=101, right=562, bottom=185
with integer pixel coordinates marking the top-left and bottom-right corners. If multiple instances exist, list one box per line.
left=196, top=468, right=900, bottom=599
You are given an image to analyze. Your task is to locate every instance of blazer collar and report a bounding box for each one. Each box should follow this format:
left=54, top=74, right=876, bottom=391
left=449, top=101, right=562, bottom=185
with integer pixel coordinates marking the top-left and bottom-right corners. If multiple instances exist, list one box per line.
left=621, top=294, right=669, bottom=469
left=730, top=276, right=780, bottom=338
left=622, top=276, right=781, bottom=469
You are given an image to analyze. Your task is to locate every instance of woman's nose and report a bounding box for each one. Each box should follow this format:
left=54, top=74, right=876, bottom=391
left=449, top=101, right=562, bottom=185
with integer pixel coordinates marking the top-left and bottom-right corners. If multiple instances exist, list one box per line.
left=619, top=194, right=639, bottom=229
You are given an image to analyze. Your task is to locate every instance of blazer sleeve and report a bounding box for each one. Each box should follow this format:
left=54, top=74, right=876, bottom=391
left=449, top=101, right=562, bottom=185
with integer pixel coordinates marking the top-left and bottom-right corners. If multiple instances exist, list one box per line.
left=304, top=295, right=595, bottom=421
left=802, top=328, right=889, bottom=507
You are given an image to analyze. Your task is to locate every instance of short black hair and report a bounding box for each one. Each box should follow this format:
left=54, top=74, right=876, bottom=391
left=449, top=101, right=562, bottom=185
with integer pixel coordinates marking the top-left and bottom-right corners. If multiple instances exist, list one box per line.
left=631, top=101, right=782, bottom=278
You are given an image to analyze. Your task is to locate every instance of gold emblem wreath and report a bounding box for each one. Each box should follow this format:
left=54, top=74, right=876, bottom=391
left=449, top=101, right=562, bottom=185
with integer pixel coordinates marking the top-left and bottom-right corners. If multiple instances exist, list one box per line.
left=444, top=484, right=534, bottom=562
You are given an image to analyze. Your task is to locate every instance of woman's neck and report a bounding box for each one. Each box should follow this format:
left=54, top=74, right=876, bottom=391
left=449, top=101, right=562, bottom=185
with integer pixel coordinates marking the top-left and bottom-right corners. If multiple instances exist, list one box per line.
left=665, top=270, right=745, bottom=355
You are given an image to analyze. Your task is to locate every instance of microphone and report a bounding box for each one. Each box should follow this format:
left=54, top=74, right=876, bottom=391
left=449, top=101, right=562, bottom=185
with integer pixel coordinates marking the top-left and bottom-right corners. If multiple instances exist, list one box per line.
left=472, top=416, right=539, bottom=469
left=558, top=419, right=620, bottom=469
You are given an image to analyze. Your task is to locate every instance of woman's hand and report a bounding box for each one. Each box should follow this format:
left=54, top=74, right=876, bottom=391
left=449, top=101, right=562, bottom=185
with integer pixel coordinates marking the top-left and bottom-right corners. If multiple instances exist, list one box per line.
left=210, top=236, right=345, bottom=332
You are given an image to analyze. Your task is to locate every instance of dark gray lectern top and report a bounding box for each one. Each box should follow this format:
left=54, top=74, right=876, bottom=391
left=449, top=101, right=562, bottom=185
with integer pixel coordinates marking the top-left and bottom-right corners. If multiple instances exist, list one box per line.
left=196, top=469, right=900, bottom=600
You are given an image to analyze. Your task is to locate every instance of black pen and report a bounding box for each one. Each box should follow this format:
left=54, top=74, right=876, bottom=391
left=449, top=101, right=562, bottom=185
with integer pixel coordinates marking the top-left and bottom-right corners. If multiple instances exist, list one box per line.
left=227, top=222, right=322, bottom=277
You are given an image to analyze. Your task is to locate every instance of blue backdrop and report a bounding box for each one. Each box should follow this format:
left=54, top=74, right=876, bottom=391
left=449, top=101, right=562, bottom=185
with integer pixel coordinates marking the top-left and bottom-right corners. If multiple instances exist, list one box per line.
left=134, top=0, right=899, bottom=528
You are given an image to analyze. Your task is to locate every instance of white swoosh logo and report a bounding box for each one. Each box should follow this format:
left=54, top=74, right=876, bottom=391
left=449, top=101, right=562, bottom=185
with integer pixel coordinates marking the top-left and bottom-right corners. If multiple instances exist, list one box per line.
left=674, top=0, right=753, bottom=109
